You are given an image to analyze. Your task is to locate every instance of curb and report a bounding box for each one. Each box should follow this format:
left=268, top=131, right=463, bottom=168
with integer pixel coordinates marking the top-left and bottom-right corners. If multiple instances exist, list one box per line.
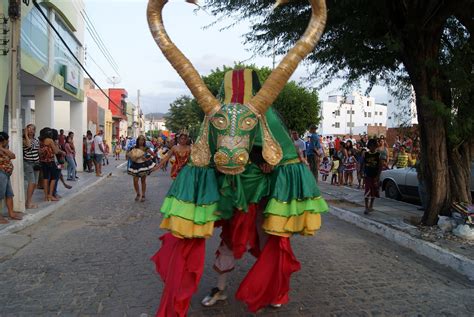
left=0, top=173, right=111, bottom=236
left=329, top=205, right=474, bottom=281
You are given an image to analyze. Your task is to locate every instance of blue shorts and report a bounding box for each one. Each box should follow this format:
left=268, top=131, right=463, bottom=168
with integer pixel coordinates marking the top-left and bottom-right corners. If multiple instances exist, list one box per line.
left=0, top=171, right=14, bottom=200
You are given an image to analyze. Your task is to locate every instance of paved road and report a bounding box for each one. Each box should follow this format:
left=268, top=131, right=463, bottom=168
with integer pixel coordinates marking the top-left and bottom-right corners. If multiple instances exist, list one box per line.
left=0, top=167, right=472, bottom=316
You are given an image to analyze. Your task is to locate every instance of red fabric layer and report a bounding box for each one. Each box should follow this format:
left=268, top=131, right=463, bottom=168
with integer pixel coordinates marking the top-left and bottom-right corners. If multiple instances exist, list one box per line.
left=231, top=69, right=245, bottom=104
left=220, top=203, right=260, bottom=259
left=235, top=235, right=301, bottom=312
left=151, top=233, right=205, bottom=317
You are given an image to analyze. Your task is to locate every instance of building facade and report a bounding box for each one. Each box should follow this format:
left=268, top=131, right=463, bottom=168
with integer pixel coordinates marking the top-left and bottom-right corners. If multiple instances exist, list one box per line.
left=318, top=92, right=388, bottom=136
left=108, top=88, right=127, bottom=139
left=387, top=88, right=418, bottom=128
left=0, top=0, right=86, bottom=211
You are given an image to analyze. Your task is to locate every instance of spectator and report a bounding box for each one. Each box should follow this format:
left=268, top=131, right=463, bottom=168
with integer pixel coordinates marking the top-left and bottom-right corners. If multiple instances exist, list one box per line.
left=377, top=135, right=390, bottom=170
left=65, top=136, right=76, bottom=181
left=68, top=131, right=78, bottom=179
left=85, top=130, right=94, bottom=172
left=58, top=129, right=66, bottom=150
left=319, top=156, right=331, bottom=181
left=328, top=136, right=335, bottom=156
left=362, top=139, right=382, bottom=214
left=103, top=139, right=110, bottom=165
left=392, top=145, right=409, bottom=169
left=306, top=124, right=322, bottom=182
left=0, top=132, right=23, bottom=223
left=23, top=124, right=40, bottom=209
left=93, top=130, right=105, bottom=177
left=344, top=149, right=357, bottom=186
left=291, top=130, right=306, bottom=159
left=330, top=154, right=339, bottom=185
left=39, top=128, right=63, bottom=201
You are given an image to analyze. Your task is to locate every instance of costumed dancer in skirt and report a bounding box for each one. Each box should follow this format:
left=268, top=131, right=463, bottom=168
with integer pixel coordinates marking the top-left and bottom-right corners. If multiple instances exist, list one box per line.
left=127, top=135, right=156, bottom=202
left=147, top=0, right=328, bottom=316
left=156, top=132, right=190, bottom=179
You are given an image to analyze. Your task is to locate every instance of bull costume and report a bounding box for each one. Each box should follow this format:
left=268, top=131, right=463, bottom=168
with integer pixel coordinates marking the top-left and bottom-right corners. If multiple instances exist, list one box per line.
left=147, top=0, right=328, bottom=315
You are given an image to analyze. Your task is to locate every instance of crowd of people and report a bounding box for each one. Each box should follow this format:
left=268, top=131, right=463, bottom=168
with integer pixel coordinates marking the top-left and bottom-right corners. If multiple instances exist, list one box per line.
left=292, top=127, right=422, bottom=213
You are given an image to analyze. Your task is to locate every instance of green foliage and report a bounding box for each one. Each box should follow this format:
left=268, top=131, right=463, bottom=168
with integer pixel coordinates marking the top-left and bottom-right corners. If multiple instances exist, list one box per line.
left=164, top=95, right=204, bottom=140
left=166, top=63, right=321, bottom=136
left=145, top=130, right=162, bottom=138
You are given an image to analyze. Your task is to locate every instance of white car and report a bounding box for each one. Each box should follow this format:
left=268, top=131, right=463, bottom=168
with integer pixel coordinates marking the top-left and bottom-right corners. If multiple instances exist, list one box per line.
left=380, top=162, right=474, bottom=201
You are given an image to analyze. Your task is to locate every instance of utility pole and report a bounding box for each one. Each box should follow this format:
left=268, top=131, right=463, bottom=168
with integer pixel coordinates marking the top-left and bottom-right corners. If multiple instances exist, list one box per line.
left=137, top=89, right=141, bottom=136
left=8, top=0, right=25, bottom=212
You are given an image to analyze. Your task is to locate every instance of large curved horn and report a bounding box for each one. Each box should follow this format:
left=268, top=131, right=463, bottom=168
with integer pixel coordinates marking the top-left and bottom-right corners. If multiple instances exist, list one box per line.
left=147, top=0, right=220, bottom=115
left=249, top=0, right=327, bottom=114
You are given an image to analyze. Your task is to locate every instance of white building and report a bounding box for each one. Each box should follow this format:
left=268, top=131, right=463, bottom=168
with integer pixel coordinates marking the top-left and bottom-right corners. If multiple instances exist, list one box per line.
left=145, top=118, right=167, bottom=133
left=387, top=88, right=418, bottom=128
left=318, top=92, right=388, bottom=136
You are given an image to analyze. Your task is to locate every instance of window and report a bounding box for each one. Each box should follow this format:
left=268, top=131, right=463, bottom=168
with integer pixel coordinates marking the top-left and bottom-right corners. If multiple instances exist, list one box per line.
left=335, top=122, right=340, bottom=128
left=388, top=116, right=392, bottom=119
left=368, top=112, right=372, bottom=117
left=379, top=123, right=383, bottom=126
left=364, top=112, right=367, bottom=117
left=346, top=122, right=354, bottom=127
left=334, top=110, right=340, bottom=116
left=367, top=101, right=370, bottom=107
left=347, top=110, right=350, bottom=114
left=375, top=111, right=378, bottom=115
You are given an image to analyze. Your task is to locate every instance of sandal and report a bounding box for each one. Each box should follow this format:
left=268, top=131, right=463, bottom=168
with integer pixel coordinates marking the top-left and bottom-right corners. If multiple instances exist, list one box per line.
left=0, top=217, right=9, bottom=224
left=140, top=196, right=146, bottom=202
left=135, top=195, right=141, bottom=202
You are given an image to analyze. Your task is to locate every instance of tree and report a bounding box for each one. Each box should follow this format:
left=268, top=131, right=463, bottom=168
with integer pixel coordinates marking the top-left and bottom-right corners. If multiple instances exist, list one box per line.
left=204, top=0, right=474, bottom=225
left=164, top=95, right=204, bottom=139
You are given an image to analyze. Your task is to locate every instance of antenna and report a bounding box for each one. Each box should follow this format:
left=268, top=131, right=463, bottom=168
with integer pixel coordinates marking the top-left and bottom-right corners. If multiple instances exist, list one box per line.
left=107, top=76, right=121, bottom=88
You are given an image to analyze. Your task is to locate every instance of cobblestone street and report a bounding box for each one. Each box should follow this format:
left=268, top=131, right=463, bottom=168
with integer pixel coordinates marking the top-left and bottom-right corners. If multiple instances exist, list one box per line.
left=0, top=167, right=472, bottom=316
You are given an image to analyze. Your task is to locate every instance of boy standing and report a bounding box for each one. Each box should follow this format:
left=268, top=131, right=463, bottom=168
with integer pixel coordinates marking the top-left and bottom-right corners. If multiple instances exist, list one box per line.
left=362, top=139, right=382, bottom=214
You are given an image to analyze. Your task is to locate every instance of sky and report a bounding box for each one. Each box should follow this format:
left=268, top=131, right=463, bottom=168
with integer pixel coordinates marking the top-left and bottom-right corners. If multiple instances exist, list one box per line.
left=83, top=0, right=389, bottom=114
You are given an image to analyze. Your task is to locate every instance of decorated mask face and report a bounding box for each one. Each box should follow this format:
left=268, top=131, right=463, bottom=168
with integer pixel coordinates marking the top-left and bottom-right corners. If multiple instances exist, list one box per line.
left=210, top=104, right=259, bottom=175
left=148, top=0, right=327, bottom=174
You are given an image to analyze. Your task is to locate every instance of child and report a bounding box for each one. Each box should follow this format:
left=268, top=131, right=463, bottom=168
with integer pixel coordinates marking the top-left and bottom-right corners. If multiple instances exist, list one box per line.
left=361, top=139, right=382, bottom=214
left=114, top=142, right=122, bottom=160
left=392, top=145, right=409, bottom=169
left=356, top=148, right=366, bottom=189
left=344, top=149, right=357, bottom=186
left=319, top=156, right=331, bottom=181
left=330, top=155, right=339, bottom=185
left=103, top=140, right=110, bottom=165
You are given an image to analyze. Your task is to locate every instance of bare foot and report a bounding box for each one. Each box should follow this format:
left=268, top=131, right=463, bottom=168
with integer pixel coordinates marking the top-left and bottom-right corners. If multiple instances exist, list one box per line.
left=9, top=212, right=24, bottom=220
left=0, top=217, right=9, bottom=224
left=26, top=204, right=38, bottom=209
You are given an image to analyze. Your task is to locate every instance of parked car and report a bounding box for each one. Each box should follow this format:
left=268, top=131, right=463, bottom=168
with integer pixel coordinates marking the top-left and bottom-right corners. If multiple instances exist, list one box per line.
left=380, top=162, right=474, bottom=201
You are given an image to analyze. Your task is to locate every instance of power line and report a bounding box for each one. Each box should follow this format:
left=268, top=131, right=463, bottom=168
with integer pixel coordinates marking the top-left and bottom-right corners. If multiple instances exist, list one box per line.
left=84, top=24, right=120, bottom=76
left=80, top=9, right=120, bottom=73
left=31, top=0, right=134, bottom=117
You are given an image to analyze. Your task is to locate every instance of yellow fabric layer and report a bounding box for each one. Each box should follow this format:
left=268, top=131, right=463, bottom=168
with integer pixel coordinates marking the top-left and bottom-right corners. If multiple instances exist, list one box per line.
left=160, top=216, right=215, bottom=239
left=243, top=69, right=253, bottom=104
left=223, top=71, right=233, bottom=104
left=262, top=212, right=322, bottom=237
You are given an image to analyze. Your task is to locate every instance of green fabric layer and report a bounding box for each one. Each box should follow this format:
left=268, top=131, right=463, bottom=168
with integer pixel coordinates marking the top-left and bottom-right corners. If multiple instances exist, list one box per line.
left=160, top=196, right=220, bottom=224
left=253, top=108, right=299, bottom=162
left=264, top=197, right=329, bottom=217
left=270, top=162, right=322, bottom=202
left=217, top=163, right=271, bottom=219
left=166, top=165, right=220, bottom=205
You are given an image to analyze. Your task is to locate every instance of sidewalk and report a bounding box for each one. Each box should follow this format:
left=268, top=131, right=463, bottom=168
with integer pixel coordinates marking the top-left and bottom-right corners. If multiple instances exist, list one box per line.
left=0, top=158, right=126, bottom=237
left=318, top=181, right=474, bottom=281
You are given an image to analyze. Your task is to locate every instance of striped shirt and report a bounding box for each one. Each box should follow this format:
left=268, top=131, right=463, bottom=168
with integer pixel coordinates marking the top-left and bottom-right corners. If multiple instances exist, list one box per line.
left=23, top=137, right=40, bottom=162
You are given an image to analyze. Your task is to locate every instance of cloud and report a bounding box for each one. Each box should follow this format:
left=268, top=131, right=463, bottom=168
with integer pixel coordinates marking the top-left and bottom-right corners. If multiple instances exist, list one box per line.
left=193, top=54, right=235, bottom=74
left=139, top=92, right=191, bottom=114
left=160, top=80, right=188, bottom=90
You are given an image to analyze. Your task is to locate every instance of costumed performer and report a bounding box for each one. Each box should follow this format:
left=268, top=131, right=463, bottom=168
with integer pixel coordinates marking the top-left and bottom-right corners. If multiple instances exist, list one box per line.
left=146, top=0, right=328, bottom=316
left=156, top=132, right=191, bottom=179
left=127, top=135, right=156, bottom=202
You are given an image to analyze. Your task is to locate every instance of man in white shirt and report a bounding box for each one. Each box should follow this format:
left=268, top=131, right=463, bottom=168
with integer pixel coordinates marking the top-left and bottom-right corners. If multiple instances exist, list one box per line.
left=93, top=130, right=105, bottom=176
left=291, top=130, right=306, bottom=159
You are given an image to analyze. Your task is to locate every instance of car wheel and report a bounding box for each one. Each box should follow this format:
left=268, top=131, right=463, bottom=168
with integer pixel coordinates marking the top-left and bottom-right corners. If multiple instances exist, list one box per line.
left=385, top=180, right=401, bottom=200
